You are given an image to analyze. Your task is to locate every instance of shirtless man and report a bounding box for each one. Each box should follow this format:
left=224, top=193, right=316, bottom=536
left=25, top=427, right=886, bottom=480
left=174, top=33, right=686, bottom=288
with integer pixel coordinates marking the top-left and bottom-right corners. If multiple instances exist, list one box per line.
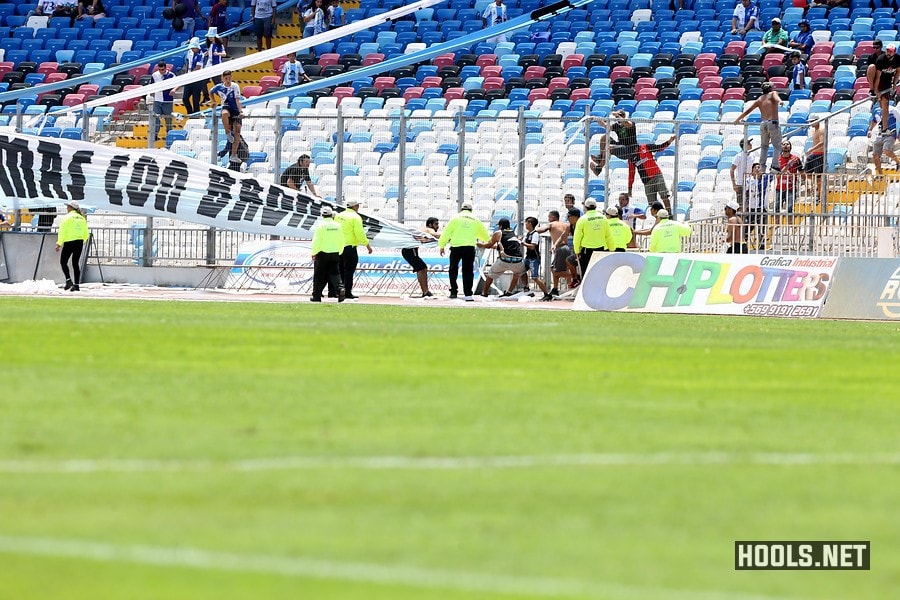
left=536, top=210, right=575, bottom=300
left=735, top=81, right=782, bottom=173
left=805, top=118, right=826, bottom=201
left=724, top=200, right=748, bottom=254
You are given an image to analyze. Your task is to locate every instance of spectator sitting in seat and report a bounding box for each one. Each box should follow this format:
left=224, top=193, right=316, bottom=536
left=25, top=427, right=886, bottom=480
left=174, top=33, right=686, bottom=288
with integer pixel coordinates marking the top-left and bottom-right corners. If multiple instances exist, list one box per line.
left=730, top=0, right=759, bottom=38
left=788, top=19, right=813, bottom=56
left=76, top=0, right=106, bottom=23
left=762, top=18, right=789, bottom=54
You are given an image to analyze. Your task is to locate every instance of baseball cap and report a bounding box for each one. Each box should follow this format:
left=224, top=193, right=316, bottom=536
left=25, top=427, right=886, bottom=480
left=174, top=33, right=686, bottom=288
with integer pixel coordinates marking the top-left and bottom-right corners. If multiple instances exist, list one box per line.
left=771, top=17, right=781, bottom=24
left=461, top=201, right=473, bottom=210
left=346, top=199, right=362, bottom=208
left=725, top=200, right=740, bottom=211
left=66, top=200, right=81, bottom=211
left=656, top=209, right=670, bottom=219
left=583, top=198, right=597, bottom=208
left=605, top=205, right=619, bottom=216
left=321, top=206, right=334, bottom=217
left=887, top=44, right=897, bottom=53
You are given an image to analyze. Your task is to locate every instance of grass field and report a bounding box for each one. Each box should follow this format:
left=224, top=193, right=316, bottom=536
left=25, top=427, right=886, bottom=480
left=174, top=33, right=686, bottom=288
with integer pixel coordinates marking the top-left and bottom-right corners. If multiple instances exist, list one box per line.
left=1, top=297, right=898, bottom=599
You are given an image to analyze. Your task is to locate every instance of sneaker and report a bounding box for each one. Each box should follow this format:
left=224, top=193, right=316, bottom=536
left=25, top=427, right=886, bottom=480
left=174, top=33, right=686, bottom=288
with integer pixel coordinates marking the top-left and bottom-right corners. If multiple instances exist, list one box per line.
left=414, top=291, right=433, bottom=298
left=540, top=293, right=554, bottom=301
left=70, top=285, right=80, bottom=292
left=549, top=287, right=559, bottom=296
left=448, top=292, right=458, bottom=299
left=501, top=291, right=515, bottom=297
left=464, top=295, right=474, bottom=302
left=338, top=287, right=346, bottom=303
left=64, top=280, right=73, bottom=291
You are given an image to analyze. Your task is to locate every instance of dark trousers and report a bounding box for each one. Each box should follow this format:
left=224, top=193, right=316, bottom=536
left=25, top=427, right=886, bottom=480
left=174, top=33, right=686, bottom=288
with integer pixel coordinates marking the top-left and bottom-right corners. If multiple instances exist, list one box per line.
left=60, top=239, right=84, bottom=285
left=448, top=245, right=476, bottom=296
left=578, top=247, right=603, bottom=277
left=312, top=252, right=343, bottom=300
left=340, top=245, right=359, bottom=296
left=183, top=80, right=204, bottom=114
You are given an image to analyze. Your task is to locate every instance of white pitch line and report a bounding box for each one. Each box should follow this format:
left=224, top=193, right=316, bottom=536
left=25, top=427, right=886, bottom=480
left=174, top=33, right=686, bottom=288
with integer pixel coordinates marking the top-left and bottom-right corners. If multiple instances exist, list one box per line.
left=0, top=535, right=795, bottom=600
left=0, top=452, right=898, bottom=474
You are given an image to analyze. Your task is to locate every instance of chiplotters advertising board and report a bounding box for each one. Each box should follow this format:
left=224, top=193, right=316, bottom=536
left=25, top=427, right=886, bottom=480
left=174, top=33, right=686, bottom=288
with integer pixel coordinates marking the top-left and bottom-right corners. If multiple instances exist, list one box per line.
left=574, top=253, right=837, bottom=318
left=227, top=241, right=457, bottom=294
left=820, top=258, right=900, bottom=320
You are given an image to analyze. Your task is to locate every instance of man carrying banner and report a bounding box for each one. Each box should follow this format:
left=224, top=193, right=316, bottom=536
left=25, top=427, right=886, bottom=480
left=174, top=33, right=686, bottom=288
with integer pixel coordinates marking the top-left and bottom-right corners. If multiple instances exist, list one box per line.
left=477, top=217, right=526, bottom=297
left=335, top=199, right=373, bottom=300
left=438, top=201, right=490, bottom=301
left=210, top=70, right=248, bottom=170
left=401, top=216, right=440, bottom=298
left=310, top=206, right=345, bottom=302
left=55, top=201, right=90, bottom=292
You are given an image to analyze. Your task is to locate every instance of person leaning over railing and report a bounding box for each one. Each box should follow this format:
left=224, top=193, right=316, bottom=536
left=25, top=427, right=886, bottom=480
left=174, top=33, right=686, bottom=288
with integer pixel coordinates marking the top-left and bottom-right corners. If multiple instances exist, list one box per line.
left=56, top=201, right=90, bottom=292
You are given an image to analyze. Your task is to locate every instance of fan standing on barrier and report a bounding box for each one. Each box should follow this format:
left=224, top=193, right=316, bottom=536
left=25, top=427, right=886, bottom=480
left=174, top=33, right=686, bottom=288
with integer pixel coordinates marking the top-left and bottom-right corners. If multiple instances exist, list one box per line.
left=211, top=71, right=249, bottom=170
left=56, top=201, right=90, bottom=293
left=734, top=82, right=782, bottom=173
left=871, top=44, right=900, bottom=134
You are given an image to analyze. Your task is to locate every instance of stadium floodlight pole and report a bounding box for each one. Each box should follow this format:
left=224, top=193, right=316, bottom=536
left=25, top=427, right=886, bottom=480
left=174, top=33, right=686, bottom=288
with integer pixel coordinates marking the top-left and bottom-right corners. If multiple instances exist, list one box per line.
left=45, top=0, right=450, bottom=120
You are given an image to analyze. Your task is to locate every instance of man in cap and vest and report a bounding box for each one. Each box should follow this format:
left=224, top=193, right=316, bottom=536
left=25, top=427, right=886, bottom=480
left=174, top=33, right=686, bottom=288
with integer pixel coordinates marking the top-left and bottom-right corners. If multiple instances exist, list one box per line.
left=438, top=201, right=490, bottom=301
left=310, top=206, right=346, bottom=302
left=335, top=199, right=372, bottom=300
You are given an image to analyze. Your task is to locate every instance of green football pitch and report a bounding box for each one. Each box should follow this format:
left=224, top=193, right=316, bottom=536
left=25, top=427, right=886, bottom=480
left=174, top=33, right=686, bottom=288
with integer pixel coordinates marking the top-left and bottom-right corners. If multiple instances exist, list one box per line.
left=1, top=297, right=897, bottom=599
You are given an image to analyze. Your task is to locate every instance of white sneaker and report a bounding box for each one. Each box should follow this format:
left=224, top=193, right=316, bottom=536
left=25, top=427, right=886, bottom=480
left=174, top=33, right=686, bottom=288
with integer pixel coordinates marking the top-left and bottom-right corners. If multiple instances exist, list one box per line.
left=464, top=295, right=474, bottom=302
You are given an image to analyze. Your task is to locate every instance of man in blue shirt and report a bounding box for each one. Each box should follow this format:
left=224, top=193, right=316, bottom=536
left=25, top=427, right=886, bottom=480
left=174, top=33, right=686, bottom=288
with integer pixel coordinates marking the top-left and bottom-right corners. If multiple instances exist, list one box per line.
left=788, top=20, right=814, bottom=56
left=730, top=0, right=759, bottom=37
left=210, top=70, right=247, bottom=169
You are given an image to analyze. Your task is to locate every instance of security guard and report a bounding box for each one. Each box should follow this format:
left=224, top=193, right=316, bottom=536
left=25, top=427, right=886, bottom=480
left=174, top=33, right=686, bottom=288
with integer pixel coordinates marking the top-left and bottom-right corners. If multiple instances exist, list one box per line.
left=335, top=199, right=373, bottom=300
left=438, top=201, right=490, bottom=301
left=605, top=205, right=633, bottom=252
left=649, top=209, right=693, bottom=253
left=573, top=198, right=614, bottom=276
left=55, top=201, right=89, bottom=292
left=310, top=206, right=346, bottom=302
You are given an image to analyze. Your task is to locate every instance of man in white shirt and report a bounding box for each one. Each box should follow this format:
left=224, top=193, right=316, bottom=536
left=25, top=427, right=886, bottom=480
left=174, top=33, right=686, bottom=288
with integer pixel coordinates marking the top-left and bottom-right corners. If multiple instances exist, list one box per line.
left=148, top=61, right=176, bottom=144
left=730, top=139, right=757, bottom=209
left=731, top=0, right=759, bottom=37
left=482, top=0, right=508, bottom=44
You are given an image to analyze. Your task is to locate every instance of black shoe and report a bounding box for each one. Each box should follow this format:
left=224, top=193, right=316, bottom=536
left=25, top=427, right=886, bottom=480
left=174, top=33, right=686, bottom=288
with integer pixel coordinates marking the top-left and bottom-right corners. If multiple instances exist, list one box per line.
left=338, top=287, right=346, bottom=302
left=501, top=291, right=515, bottom=297
left=418, top=291, right=433, bottom=298
left=344, top=294, right=357, bottom=300
left=549, top=288, right=559, bottom=296
left=64, top=280, right=73, bottom=291
left=70, top=285, right=80, bottom=292
left=448, top=292, right=458, bottom=299
left=309, top=297, right=322, bottom=302
left=541, top=293, right=554, bottom=301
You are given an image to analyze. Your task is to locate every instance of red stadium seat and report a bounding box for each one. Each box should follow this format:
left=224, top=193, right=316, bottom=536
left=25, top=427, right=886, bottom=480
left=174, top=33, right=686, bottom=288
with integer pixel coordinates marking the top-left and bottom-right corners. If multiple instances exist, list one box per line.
left=806, top=54, right=831, bottom=69
left=724, top=41, right=746, bottom=58
left=443, top=87, right=464, bottom=101
left=362, top=53, right=384, bottom=66
left=528, top=87, right=549, bottom=102
left=635, top=87, right=658, bottom=101
left=699, top=76, right=722, bottom=90
left=548, top=77, right=569, bottom=91
left=634, top=77, right=656, bottom=92
left=318, top=53, right=340, bottom=67
left=700, top=87, right=724, bottom=101
left=373, top=76, right=396, bottom=91
left=259, top=75, right=281, bottom=93
left=855, top=41, right=874, bottom=59
left=62, top=93, right=85, bottom=107
left=693, top=53, right=717, bottom=69
left=814, top=88, right=835, bottom=102
left=402, top=86, right=424, bottom=100
left=272, top=56, right=288, bottom=72
left=570, top=87, right=591, bottom=101
left=420, top=76, right=442, bottom=88
left=37, top=62, right=58, bottom=76
left=480, top=65, right=502, bottom=78
left=562, top=54, right=584, bottom=71
left=769, top=76, right=789, bottom=88
left=809, top=65, right=834, bottom=80
left=609, top=65, right=632, bottom=80
left=723, top=87, right=745, bottom=101
left=433, top=53, right=455, bottom=69
left=811, top=42, right=834, bottom=56
left=476, top=54, right=497, bottom=68
left=524, top=65, right=546, bottom=79
left=333, top=87, right=354, bottom=103
left=482, top=76, right=504, bottom=90
left=242, top=85, right=262, bottom=97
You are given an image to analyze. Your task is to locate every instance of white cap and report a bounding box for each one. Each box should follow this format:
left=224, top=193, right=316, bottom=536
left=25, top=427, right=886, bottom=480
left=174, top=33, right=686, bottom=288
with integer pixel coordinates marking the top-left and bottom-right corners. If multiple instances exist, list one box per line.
left=188, top=40, right=201, bottom=50
left=657, top=209, right=670, bottom=219
left=725, top=200, right=740, bottom=211
left=771, top=17, right=781, bottom=24
left=321, top=206, right=334, bottom=217
left=605, top=205, right=619, bottom=216
left=460, top=201, right=473, bottom=210
left=206, top=27, right=218, bottom=38
left=346, top=199, right=361, bottom=208
left=583, top=198, right=597, bottom=209
left=66, top=200, right=81, bottom=211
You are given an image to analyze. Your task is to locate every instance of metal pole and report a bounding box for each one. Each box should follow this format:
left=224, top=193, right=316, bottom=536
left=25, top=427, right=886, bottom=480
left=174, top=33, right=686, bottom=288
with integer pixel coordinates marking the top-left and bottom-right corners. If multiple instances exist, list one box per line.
left=457, top=113, right=466, bottom=210
left=398, top=109, right=407, bottom=222
left=81, top=105, right=89, bottom=141
left=336, top=104, right=345, bottom=205
left=273, top=110, right=283, bottom=181
left=14, top=102, right=22, bottom=133
left=206, top=109, right=218, bottom=265
left=582, top=107, right=591, bottom=206
left=517, top=106, right=526, bottom=232
left=672, top=121, right=680, bottom=217
left=142, top=217, right=154, bottom=266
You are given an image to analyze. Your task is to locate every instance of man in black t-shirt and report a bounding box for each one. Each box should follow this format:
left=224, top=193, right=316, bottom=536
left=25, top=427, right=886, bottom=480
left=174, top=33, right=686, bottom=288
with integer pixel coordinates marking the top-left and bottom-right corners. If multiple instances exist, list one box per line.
left=280, top=154, right=318, bottom=196
left=589, top=110, right=638, bottom=174
left=873, top=44, right=900, bottom=132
